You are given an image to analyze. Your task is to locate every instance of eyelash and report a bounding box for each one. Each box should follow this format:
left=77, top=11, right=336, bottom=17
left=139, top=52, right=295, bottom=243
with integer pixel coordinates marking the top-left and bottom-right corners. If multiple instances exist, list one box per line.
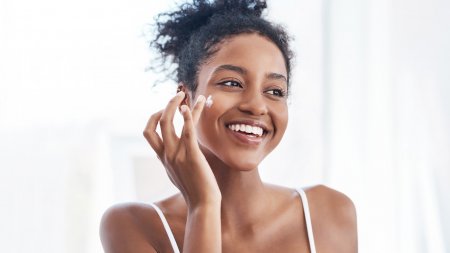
left=266, top=89, right=287, bottom=97
left=217, top=80, right=287, bottom=98
left=219, top=80, right=242, bottom=88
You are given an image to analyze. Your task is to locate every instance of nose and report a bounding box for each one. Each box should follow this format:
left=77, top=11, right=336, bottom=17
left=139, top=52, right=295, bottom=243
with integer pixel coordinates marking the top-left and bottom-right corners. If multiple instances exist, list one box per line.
left=237, top=91, right=268, bottom=116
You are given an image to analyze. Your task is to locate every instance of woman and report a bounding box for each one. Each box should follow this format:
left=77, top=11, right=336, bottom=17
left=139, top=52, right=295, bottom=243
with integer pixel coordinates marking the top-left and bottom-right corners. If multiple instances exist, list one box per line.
left=100, top=0, right=357, bottom=252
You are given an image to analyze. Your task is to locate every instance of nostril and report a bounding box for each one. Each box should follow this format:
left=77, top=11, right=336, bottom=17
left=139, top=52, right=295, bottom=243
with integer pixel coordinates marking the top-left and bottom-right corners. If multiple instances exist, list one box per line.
left=238, top=99, right=268, bottom=116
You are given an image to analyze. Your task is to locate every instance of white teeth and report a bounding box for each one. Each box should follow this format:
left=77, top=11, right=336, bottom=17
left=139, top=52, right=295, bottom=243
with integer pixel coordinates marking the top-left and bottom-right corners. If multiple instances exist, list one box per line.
left=227, top=123, right=265, bottom=137
left=252, top=126, right=260, bottom=135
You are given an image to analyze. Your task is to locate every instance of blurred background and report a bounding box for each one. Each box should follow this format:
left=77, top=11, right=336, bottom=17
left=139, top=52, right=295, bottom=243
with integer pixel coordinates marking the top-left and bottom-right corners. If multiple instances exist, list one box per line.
left=1, top=0, right=449, bottom=252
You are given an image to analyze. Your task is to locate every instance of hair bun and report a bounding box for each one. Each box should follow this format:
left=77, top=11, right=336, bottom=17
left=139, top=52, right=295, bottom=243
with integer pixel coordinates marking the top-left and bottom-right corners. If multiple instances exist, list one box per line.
left=152, top=0, right=268, bottom=63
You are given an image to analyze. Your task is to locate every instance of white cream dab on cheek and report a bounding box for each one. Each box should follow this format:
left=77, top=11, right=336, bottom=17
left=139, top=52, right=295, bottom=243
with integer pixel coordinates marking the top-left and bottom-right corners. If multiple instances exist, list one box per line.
left=205, top=95, right=213, bottom=108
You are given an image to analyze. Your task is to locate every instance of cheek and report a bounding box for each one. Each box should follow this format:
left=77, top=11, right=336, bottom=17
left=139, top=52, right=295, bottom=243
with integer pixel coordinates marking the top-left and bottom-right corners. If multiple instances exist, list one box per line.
left=269, top=103, right=289, bottom=146
left=196, top=93, right=234, bottom=145
left=197, top=111, right=217, bottom=143
left=277, top=106, right=289, bottom=133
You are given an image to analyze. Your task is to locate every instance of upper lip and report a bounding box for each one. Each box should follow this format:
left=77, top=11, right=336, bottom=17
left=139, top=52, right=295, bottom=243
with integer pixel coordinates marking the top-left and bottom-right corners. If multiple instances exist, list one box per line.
left=225, top=119, right=271, bottom=133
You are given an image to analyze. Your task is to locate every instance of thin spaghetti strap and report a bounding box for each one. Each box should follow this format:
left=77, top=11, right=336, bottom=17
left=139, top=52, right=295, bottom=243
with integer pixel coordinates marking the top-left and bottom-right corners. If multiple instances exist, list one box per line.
left=150, top=203, right=181, bottom=253
left=297, top=188, right=317, bottom=253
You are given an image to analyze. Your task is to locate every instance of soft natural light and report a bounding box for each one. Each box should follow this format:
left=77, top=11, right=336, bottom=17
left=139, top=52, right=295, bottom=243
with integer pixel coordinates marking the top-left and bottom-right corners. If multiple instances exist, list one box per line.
left=1, top=0, right=449, bottom=252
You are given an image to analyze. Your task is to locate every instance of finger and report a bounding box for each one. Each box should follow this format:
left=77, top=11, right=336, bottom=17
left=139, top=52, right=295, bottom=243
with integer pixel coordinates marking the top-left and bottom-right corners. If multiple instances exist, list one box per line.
left=180, top=105, right=200, bottom=154
left=160, top=91, right=185, bottom=149
left=143, top=110, right=164, bottom=157
left=191, top=95, right=206, bottom=125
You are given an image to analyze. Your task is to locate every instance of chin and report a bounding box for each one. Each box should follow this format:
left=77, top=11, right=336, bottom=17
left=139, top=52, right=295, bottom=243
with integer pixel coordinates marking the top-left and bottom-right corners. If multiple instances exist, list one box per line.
left=219, top=151, right=267, bottom=172
left=200, top=144, right=263, bottom=171
left=228, top=158, right=261, bottom=171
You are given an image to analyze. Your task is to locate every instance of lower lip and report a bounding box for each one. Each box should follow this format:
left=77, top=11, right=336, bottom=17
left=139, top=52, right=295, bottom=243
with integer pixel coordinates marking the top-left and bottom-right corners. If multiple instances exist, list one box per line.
left=226, top=127, right=264, bottom=146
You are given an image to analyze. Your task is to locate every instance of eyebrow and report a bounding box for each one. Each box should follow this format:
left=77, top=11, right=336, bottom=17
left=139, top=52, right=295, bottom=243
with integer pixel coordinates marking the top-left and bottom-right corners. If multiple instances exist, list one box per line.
left=267, top=72, right=287, bottom=82
left=214, top=64, right=246, bottom=75
left=213, top=64, right=287, bottom=82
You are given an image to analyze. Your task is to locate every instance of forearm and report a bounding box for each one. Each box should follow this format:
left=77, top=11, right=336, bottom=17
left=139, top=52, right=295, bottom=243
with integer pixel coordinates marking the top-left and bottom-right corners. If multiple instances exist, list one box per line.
left=182, top=203, right=222, bottom=253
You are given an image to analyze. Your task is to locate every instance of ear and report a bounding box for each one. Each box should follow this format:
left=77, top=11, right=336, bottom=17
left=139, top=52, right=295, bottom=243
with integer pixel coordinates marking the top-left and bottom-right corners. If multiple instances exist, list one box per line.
left=177, top=83, right=192, bottom=107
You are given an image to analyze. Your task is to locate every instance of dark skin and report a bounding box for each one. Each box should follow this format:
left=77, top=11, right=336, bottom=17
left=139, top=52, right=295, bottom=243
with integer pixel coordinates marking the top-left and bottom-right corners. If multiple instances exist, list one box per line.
left=100, top=34, right=357, bottom=253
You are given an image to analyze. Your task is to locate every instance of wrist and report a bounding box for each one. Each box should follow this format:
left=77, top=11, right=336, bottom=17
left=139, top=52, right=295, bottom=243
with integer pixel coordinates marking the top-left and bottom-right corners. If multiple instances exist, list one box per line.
left=186, top=195, right=222, bottom=213
left=187, top=203, right=221, bottom=220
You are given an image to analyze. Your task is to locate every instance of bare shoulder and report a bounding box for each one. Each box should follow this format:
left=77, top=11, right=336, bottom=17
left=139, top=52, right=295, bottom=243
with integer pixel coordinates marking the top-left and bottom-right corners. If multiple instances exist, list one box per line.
left=305, top=184, right=358, bottom=253
left=306, top=184, right=356, bottom=219
left=99, top=202, right=160, bottom=253
left=100, top=193, right=185, bottom=253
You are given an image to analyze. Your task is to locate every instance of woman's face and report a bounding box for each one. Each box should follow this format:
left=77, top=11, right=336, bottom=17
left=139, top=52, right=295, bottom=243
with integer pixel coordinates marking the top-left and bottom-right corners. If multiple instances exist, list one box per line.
left=190, top=33, right=289, bottom=171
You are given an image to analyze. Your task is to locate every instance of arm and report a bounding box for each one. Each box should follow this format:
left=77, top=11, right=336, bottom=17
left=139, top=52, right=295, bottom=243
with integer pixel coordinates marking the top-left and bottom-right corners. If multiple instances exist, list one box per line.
left=183, top=203, right=222, bottom=253
left=144, top=91, right=222, bottom=253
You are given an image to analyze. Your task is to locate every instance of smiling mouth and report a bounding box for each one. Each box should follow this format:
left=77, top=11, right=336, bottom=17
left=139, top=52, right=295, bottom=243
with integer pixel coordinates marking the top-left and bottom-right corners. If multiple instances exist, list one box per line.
left=227, top=123, right=267, bottom=137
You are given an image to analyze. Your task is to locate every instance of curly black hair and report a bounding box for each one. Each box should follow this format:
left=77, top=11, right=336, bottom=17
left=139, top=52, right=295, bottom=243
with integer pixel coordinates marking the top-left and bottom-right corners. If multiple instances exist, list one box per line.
left=150, top=0, right=294, bottom=93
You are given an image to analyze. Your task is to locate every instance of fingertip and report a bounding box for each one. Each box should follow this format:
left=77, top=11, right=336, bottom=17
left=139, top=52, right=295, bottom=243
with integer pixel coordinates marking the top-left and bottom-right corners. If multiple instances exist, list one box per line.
left=196, top=95, right=205, bottom=104
left=177, top=91, right=185, bottom=97
left=180, top=105, right=194, bottom=124
left=180, top=104, right=189, bottom=113
left=193, top=96, right=206, bottom=113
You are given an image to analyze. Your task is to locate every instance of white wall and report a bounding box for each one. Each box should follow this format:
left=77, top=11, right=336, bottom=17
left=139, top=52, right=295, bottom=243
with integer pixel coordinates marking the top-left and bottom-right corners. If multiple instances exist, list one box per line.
left=1, top=0, right=449, bottom=252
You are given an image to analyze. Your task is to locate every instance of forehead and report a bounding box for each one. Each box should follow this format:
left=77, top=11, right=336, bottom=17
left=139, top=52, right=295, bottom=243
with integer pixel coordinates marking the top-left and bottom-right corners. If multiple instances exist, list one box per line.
left=199, top=33, right=287, bottom=78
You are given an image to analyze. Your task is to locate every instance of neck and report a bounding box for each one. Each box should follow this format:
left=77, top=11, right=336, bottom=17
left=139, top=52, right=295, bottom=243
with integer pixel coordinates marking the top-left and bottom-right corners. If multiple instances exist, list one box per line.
left=205, top=153, right=273, bottom=233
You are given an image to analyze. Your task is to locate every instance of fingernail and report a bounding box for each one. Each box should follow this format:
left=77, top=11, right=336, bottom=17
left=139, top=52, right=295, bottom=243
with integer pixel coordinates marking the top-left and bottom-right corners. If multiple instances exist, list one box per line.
left=180, top=105, right=188, bottom=112
left=177, top=91, right=185, bottom=97
left=196, top=95, right=205, bottom=103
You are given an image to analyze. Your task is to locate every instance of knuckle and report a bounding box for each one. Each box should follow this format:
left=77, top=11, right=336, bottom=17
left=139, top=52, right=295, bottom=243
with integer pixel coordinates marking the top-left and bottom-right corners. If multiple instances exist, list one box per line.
left=183, top=130, right=191, bottom=139
left=159, top=117, right=168, bottom=126
left=174, top=155, right=184, bottom=165
left=168, top=155, right=177, bottom=165
left=143, top=128, right=156, bottom=138
left=149, top=112, right=161, bottom=121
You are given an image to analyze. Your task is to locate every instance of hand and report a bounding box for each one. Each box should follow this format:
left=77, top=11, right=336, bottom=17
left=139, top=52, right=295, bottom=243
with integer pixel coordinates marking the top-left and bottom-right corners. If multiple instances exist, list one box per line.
left=143, top=91, right=221, bottom=208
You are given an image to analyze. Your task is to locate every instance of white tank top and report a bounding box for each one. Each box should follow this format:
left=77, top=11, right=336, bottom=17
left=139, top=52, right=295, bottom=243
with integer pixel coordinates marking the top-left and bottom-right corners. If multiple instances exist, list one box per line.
left=150, top=188, right=316, bottom=253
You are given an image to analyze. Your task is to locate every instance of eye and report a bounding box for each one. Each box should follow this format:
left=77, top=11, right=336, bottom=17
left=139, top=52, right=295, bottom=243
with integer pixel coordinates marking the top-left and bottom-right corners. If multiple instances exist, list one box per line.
left=218, top=80, right=242, bottom=88
left=265, top=88, right=287, bottom=97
